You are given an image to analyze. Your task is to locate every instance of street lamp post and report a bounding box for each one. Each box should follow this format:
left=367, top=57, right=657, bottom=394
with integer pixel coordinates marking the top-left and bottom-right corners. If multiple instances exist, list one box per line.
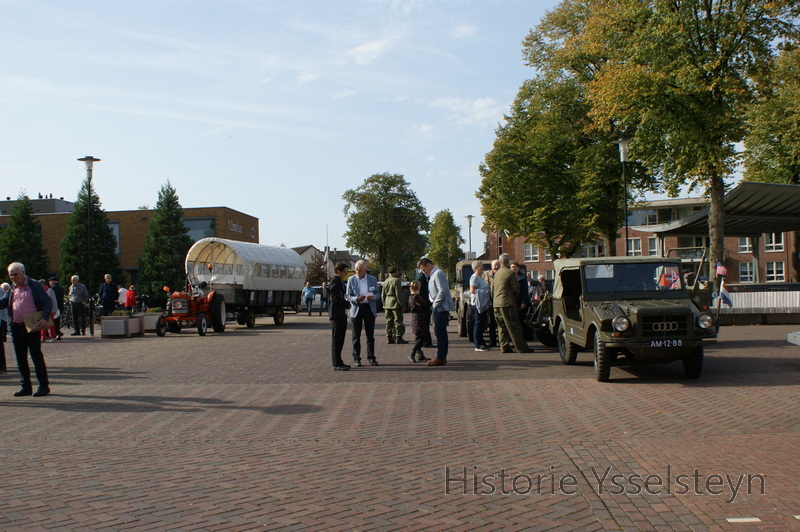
left=465, top=214, right=474, bottom=257
left=612, top=139, right=630, bottom=256
left=78, top=156, right=100, bottom=335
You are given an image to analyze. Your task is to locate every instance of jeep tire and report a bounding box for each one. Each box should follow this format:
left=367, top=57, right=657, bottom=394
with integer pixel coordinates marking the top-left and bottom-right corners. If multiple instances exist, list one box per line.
left=593, top=331, right=611, bottom=382
left=557, top=323, right=579, bottom=365
left=683, top=346, right=703, bottom=379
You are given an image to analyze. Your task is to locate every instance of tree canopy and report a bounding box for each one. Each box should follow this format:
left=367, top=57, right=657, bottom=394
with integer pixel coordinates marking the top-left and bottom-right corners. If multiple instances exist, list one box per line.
left=136, top=181, right=194, bottom=302
left=426, top=209, right=465, bottom=280
left=485, top=0, right=799, bottom=272
left=58, top=178, right=122, bottom=291
left=342, top=173, right=429, bottom=277
left=0, top=194, right=50, bottom=278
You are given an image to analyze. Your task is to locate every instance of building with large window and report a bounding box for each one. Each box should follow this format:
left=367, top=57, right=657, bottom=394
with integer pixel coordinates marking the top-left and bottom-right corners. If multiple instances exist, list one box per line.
left=483, top=186, right=799, bottom=285
left=0, top=198, right=259, bottom=286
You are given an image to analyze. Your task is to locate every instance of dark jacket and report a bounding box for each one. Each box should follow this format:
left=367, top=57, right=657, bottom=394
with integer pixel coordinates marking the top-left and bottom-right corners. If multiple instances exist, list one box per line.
left=50, top=282, right=65, bottom=312
left=99, top=281, right=118, bottom=304
left=0, top=275, right=53, bottom=323
left=328, top=275, right=349, bottom=321
left=415, top=270, right=430, bottom=303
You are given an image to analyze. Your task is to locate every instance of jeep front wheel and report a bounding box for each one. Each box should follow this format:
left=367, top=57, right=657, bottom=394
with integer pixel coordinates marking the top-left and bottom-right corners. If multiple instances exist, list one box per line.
left=683, top=346, right=703, bottom=379
left=557, top=323, right=579, bottom=365
left=593, top=331, right=611, bottom=382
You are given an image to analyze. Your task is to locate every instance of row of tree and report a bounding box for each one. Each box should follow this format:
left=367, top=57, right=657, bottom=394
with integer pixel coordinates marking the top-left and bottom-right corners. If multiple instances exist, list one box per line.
left=478, top=0, right=800, bottom=278
left=0, top=180, right=193, bottom=303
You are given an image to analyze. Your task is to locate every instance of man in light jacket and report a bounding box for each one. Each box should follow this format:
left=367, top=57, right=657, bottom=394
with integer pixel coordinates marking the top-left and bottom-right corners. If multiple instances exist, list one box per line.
left=418, top=257, right=454, bottom=366
left=346, top=260, right=381, bottom=367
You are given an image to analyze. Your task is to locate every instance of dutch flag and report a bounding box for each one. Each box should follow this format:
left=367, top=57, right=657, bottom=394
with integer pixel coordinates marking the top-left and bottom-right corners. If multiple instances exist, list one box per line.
left=718, top=280, right=733, bottom=307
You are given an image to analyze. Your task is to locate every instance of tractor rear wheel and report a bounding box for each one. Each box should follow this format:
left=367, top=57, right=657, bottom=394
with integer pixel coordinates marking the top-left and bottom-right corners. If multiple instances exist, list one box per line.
left=156, top=315, right=167, bottom=337
left=211, top=293, right=226, bottom=333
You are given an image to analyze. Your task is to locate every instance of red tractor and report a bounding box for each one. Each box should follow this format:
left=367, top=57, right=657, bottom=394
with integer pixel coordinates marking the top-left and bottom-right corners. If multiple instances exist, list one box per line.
left=156, top=280, right=226, bottom=336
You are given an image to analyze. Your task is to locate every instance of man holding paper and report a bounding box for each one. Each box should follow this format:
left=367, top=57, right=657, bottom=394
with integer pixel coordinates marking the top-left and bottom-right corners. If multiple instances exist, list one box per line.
left=1, top=262, right=52, bottom=397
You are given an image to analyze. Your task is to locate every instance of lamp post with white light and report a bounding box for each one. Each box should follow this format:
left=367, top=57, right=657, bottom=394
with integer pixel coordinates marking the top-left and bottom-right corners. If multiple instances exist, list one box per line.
left=78, top=156, right=100, bottom=335
left=612, top=139, right=630, bottom=256
left=465, top=214, right=474, bottom=258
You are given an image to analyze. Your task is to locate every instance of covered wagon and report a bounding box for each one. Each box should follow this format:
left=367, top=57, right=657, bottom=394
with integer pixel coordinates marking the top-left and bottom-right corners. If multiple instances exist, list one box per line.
left=185, top=237, right=306, bottom=326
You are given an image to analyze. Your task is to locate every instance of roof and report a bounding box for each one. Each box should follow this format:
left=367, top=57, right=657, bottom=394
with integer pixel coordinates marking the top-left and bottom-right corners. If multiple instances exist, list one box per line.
left=554, top=256, right=681, bottom=271
left=639, top=182, right=800, bottom=236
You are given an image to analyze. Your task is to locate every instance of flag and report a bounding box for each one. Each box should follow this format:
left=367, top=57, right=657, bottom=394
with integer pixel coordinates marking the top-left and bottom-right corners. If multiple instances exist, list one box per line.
left=716, top=261, right=727, bottom=276
left=718, top=280, right=733, bottom=307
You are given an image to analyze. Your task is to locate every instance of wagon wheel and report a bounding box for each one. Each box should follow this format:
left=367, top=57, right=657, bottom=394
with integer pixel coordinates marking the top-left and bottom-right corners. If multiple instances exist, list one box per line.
left=246, top=308, right=256, bottom=328
left=273, top=308, right=285, bottom=325
left=211, top=293, right=226, bottom=333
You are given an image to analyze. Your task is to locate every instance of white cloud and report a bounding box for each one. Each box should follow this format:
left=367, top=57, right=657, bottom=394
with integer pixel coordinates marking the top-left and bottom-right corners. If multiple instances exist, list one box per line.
left=449, top=23, right=477, bottom=39
left=431, top=97, right=504, bottom=126
left=333, top=89, right=357, bottom=99
left=346, top=39, right=391, bottom=65
left=297, top=73, right=320, bottom=83
left=412, top=123, right=436, bottom=141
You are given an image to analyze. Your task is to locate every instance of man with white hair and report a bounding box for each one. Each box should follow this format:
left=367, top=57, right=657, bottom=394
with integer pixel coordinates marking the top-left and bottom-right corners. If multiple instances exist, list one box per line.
left=0, top=281, right=9, bottom=371
left=1, top=262, right=52, bottom=396
left=69, top=275, right=89, bottom=335
left=346, top=260, right=381, bottom=367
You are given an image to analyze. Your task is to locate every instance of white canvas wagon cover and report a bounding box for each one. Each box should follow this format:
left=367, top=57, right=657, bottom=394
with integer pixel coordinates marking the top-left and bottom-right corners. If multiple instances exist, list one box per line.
left=185, top=238, right=306, bottom=292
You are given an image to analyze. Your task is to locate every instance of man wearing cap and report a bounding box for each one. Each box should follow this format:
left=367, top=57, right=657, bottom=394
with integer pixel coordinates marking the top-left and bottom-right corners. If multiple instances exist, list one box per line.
left=48, top=277, right=64, bottom=340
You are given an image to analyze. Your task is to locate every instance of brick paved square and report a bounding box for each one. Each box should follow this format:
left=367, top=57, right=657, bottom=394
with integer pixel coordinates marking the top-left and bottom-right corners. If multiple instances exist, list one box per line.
left=0, top=316, right=797, bottom=530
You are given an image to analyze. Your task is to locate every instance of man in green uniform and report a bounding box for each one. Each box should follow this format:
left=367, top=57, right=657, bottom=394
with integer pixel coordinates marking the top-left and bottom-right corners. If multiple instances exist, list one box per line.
left=381, top=266, right=407, bottom=344
left=492, top=254, right=530, bottom=353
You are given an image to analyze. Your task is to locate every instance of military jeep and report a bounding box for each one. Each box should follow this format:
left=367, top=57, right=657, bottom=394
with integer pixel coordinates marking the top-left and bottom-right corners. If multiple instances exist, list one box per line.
left=546, top=256, right=717, bottom=382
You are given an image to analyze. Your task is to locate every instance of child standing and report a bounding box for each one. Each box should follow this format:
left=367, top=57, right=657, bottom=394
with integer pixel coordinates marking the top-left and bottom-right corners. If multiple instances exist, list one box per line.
left=407, top=281, right=431, bottom=363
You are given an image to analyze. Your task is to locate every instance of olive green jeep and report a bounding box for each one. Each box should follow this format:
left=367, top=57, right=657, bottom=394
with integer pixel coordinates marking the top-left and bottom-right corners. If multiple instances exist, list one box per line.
left=545, top=256, right=717, bottom=381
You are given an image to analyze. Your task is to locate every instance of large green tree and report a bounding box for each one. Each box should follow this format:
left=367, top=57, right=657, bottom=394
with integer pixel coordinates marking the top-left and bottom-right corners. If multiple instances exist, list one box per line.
left=745, top=46, right=800, bottom=185
left=59, top=178, right=123, bottom=291
left=0, top=194, right=50, bottom=278
left=426, top=209, right=465, bottom=280
left=567, top=0, right=799, bottom=276
left=342, top=173, right=429, bottom=277
left=136, top=182, right=194, bottom=301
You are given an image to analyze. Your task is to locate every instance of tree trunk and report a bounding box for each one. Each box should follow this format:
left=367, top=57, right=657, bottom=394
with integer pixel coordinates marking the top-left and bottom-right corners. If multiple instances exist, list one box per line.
left=708, top=173, right=726, bottom=283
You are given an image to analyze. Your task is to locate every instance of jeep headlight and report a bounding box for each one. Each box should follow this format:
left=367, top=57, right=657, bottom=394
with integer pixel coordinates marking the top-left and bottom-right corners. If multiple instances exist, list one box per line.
left=612, top=315, right=630, bottom=332
left=697, top=313, right=713, bottom=329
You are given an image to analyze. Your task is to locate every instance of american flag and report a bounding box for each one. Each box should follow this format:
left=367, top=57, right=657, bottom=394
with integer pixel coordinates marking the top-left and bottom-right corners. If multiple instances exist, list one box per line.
left=715, top=261, right=727, bottom=276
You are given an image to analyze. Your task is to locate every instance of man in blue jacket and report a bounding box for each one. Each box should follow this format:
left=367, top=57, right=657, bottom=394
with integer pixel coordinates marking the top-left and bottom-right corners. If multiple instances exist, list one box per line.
left=1, top=262, right=52, bottom=397
left=346, top=260, right=381, bottom=367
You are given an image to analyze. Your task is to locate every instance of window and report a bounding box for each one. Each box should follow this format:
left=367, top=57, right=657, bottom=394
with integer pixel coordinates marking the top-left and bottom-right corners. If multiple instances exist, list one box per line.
left=581, top=242, right=604, bottom=257
left=523, top=243, right=538, bottom=262
left=738, top=262, right=754, bottom=283
left=545, top=270, right=554, bottom=281
left=544, top=249, right=552, bottom=262
left=738, top=237, right=753, bottom=254
left=765, top=233, right=784, bottom=252
left=185, top=217, right=216, bottom=242
left=497, top=234, right=503, bottom=255
left=766, top=261, right=785, bottom=282
left=647, top=237, right=659, bottom=256
left=108, top=221, right=120, bottom=256
left=627, top=238, right=642, bottom=256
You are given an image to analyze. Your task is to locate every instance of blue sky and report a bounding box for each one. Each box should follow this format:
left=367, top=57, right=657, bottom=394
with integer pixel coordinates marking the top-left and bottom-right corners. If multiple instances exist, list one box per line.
left=1, top=0, right=560, bottom=254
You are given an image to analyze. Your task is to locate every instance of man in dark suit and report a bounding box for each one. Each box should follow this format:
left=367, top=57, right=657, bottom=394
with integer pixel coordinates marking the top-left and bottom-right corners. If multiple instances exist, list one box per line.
left=329, top=263, right=350, bottom=371
left=415, top=267, right=434, bottom=348
left=98, top=274, right=118, bottom=316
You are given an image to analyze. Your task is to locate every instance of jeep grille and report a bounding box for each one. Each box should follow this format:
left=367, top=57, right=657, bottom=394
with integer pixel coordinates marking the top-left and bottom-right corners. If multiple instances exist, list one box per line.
left=640, top=314, right=690, bottom=338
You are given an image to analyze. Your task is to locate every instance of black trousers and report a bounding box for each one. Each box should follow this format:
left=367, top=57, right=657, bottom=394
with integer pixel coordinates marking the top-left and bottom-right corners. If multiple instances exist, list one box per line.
left=10, top=322, right=49, bottom=389
left=331, top=317, right=348, bottom=367
left=351, top=305, right=376, bottom=361
left=71, top=302, right=86, bottom=333
left=421, top=308, right=433, bottom=346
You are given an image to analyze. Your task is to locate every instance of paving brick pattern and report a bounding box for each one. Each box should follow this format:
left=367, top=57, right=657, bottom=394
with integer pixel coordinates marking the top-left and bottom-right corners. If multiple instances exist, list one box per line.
left=0, top=316, right=798, bottom=530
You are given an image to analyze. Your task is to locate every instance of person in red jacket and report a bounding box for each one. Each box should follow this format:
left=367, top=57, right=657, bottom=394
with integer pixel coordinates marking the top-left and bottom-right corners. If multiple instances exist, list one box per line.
left=125, top=285, right=137, bottom=311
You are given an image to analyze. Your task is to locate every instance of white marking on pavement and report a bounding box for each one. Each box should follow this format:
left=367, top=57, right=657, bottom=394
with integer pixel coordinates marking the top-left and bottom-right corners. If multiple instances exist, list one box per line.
left=726, top=517, right=761, bottom=523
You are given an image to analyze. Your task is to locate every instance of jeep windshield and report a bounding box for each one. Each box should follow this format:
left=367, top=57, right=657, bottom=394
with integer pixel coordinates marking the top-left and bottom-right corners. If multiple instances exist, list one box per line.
left=584, top=262, right=684, bottom=297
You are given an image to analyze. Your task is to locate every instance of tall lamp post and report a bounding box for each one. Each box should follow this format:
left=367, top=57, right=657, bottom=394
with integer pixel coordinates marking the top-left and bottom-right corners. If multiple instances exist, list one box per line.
left=612, top=139, right=630, bottom=256
left=78, top=156, right=100, bottom=335
left=465, top=214, right=474, bottom=257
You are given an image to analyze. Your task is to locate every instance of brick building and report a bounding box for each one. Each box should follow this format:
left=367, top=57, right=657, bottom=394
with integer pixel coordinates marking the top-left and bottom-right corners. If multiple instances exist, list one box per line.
left=482, top=185, right=799, bottom=285
left=0, top=198, right=259, bottom=287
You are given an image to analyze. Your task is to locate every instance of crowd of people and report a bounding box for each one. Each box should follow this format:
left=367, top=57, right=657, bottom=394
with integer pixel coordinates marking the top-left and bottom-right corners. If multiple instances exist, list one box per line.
left=326, top=253, right=549, bottom=371
left=0, top=263, right=148, bottom=398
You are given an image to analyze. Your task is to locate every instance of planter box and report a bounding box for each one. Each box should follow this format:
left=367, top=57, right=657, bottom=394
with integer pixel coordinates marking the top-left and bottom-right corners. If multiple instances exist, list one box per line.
left=142, top=313, right=162, bottom=332
left=101, top=316, right=145, bottom=338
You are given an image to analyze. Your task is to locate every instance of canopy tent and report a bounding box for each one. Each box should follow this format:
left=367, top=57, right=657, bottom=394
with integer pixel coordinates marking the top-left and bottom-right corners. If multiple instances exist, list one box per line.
left=185, top=238, right=306, bottom=292
left=634, top=182, right=800, bottom=236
